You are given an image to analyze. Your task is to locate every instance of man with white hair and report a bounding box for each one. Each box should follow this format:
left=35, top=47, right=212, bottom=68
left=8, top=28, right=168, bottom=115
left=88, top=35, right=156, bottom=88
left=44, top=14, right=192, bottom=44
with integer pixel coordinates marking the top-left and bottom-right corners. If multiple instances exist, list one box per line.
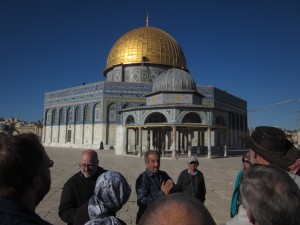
left=240, top=164, right=300, bottom=225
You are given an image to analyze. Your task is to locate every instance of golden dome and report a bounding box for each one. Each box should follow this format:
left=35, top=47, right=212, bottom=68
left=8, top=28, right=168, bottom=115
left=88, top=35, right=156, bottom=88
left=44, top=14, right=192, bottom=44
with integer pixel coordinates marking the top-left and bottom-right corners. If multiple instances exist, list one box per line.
left=105, top=26, right=187, bottom=73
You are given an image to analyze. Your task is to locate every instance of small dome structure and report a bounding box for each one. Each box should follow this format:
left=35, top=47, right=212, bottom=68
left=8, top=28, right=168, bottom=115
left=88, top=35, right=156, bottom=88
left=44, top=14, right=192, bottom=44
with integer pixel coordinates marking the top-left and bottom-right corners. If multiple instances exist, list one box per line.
left=152, top=68, right=196, bottom=92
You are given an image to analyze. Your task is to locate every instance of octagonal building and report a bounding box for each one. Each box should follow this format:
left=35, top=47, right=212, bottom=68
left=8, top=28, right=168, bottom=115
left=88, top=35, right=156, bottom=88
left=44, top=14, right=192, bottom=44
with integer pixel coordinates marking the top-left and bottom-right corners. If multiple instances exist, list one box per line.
left=43, top=22, right=247, bottom=158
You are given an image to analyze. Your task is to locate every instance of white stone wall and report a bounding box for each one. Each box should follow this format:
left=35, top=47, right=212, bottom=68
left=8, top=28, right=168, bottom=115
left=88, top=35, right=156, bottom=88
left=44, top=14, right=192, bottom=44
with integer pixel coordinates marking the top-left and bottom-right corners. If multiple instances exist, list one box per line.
left=83, top=124, right=92, bottom=145
left=115, top=125, right=126, bottom=155
left=93, top=124, right=105, bottom=146
left=59, top=125, right=66, bottom=143
left=74, top=124, right=83, bottom=144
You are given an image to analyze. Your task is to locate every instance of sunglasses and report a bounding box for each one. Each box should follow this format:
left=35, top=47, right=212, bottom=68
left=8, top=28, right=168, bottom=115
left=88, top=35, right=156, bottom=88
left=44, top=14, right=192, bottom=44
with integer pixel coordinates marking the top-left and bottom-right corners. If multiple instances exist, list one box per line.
left=189, top=161, right=198, bottom=165
left=48, top=159, right=54, bottom=168
left=243, top=160, right=250, bottom=163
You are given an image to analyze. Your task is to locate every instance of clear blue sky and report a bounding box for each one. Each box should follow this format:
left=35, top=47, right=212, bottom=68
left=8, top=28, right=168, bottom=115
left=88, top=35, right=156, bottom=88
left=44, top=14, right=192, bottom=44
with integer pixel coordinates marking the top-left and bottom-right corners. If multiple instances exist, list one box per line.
left=1, top=0, right=299, bottom=130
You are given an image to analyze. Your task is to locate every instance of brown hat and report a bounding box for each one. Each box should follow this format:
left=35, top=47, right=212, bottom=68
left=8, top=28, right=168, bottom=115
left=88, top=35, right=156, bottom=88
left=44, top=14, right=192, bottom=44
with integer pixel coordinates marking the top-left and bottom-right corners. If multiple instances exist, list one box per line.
left=242, top=126, right=298, bottom=167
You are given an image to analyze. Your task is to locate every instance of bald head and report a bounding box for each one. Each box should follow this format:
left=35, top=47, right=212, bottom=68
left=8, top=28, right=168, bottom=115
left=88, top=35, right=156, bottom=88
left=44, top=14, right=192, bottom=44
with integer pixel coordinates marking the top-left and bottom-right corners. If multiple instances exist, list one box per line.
left=81, top=149, right=98, bottom=161
left=138, top=193, right=216, bottom=225
left=79, top=149, right=99, bottom=178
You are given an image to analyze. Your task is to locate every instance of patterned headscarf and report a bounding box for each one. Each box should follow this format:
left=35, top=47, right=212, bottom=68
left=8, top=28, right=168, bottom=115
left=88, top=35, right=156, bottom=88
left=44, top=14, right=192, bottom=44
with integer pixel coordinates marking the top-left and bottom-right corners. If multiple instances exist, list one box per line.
left=86, top=171, right=131, bottom=225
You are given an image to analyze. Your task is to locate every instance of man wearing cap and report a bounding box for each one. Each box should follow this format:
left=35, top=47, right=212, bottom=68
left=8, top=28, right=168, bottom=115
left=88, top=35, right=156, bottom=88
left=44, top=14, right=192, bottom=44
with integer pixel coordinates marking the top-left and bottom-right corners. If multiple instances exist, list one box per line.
left=226, top=126, right=300, bottom=225
left=176, top=156, right=206, bottom=203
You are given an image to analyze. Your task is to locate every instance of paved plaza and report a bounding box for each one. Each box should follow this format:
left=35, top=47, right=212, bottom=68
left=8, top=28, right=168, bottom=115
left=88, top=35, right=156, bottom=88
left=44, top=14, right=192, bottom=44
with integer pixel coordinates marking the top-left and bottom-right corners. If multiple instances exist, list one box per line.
left=36, top=147, right=248, bottom=225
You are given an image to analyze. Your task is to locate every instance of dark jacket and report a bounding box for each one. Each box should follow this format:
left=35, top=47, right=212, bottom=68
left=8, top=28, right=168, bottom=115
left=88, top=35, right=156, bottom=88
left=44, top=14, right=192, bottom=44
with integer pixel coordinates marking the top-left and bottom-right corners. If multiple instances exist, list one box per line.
left=135, top=169, right=178, bottom=224
left=0, top=198, right=52, bottom=225
left=176, top=169, right=206, bottom=203
left=58, top=167, right=106, bottom=225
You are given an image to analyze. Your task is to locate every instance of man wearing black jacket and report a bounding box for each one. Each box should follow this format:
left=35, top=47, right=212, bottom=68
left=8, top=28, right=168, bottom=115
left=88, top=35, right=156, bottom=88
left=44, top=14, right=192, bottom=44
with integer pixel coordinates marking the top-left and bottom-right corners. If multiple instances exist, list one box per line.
left=135, top=150, right=178, bottom=224
left=58, top=149, right=106, bottom=225
left=177, top=156, right=206, bottom=203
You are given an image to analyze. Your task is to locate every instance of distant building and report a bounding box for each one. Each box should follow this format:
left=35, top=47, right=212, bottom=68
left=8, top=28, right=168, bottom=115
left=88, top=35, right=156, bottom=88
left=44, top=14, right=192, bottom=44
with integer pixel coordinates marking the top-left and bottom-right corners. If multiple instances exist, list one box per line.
left=0, top=117, right=43, bottom=139
left=43, top=23, right=248, bottom=158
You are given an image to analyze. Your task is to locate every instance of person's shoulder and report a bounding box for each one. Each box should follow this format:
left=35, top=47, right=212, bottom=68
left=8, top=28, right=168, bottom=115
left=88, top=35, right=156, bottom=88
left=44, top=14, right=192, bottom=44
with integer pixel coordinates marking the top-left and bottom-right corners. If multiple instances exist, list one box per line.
left=136, top=170, right=147, bottom=179
left=236, top=169, right=243, bottom=177
left=197, top=169, right=204, bottom=175
left=135, top=170, right=149, bottom=185
left=159, top=170, right=172, bottom=177
left=64, top=171, right=82, bottom=185
left=97, top=167, right=107, bottom=175
left=180, top=169, right=189, bottom=173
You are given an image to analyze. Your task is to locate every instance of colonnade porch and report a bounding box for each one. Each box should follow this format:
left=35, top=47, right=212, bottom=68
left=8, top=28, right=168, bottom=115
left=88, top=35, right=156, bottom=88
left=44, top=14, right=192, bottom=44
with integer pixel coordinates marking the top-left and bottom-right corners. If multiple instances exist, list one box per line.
left=124, top=124, right=228, bottom=159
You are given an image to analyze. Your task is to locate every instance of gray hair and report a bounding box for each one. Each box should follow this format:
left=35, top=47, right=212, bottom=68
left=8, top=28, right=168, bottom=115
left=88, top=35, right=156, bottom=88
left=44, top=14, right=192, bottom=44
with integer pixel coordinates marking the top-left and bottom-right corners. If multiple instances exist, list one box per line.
left=240, top=164, right=300, bottom=225
left=144, top=150, right=160, bottom=163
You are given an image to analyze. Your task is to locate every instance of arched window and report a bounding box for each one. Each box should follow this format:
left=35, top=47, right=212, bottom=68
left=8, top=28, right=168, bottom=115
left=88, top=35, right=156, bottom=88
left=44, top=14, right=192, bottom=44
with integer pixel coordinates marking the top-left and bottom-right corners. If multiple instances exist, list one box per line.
left=125, top=115, right=135, bottom=124
left=145, top=112, right=167, bottom=123
left=52, top=109, right=58, bottom=124
left=46, top=109, right=51, bottom=124
left=84, top=105, right=91, bottom=123
left=67, top=107, right=73, bottom=124
left=59, top=108, right=66, bottom=124
left=94, top=103, right=101, bottom=122
left=108, top=104, right=117, bottom=122
left=182, top=112, right=202, bottom=123
left=75, top=106, right=81, bottom=123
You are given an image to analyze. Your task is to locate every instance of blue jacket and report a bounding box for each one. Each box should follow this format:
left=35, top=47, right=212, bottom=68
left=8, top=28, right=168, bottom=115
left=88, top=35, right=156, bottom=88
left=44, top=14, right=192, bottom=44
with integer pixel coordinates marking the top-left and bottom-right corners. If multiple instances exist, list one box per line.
left=0, top=198, right=52, bottom=225
left=230, top=169, right=243, bottom=217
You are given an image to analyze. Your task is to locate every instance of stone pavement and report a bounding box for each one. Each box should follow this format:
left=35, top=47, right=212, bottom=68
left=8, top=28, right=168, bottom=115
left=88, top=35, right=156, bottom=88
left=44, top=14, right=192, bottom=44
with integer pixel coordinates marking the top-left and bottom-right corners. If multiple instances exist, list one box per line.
left=36, top=147, right=248, bottom=225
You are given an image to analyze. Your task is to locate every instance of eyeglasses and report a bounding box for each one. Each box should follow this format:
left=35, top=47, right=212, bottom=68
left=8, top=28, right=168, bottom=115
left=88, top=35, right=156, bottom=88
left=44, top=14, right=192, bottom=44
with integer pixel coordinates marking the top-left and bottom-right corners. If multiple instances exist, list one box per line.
left=243, top=160, right=250, bottom=164
left=189, top=161, right=198, bottom=165
left=79, top=163, right=95, bottom=169
left=48, top=160, right=54, bottom=168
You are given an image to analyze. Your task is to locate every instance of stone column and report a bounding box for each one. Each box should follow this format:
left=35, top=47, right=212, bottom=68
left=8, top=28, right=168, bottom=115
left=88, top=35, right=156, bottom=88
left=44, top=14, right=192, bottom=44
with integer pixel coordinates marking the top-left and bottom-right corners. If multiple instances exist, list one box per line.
left=153, top=129, right=156, bottom=150
left=224, top=129, right=228, bottom=157
left=197, top=129, right=201, bottom=154
left=124, top=128, right=128, bottom=154
left=185, top=129, right=188, bottom=153
left=187, top=128, right=192, bottom=157
left=134, top=128, right=138, bottom=155
left=138, top=127, right=143, bottom=157
left=147, top=129, right=150, bottom=151
left=161, top=128, right=165, bottom=156
left=171, top=126, right=176, bottom=159
left=207, top=127, right=212, bottom=159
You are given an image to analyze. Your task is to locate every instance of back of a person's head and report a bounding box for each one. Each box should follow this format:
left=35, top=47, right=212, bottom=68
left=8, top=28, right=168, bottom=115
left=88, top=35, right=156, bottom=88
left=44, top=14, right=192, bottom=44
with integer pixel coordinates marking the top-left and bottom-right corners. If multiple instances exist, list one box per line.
left=240, top=164, right=300, bottom=225
left=88, top=171, right=131, bottom=221
left=0, top=133, right=45, bottom=198
left=138, top=193, right=216, bottom=225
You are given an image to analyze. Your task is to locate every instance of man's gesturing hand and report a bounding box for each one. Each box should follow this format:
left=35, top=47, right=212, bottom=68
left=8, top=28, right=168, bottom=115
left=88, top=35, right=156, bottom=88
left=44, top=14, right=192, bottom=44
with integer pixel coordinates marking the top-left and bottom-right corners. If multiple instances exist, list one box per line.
left=161, top=179, right=173, bottom=195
